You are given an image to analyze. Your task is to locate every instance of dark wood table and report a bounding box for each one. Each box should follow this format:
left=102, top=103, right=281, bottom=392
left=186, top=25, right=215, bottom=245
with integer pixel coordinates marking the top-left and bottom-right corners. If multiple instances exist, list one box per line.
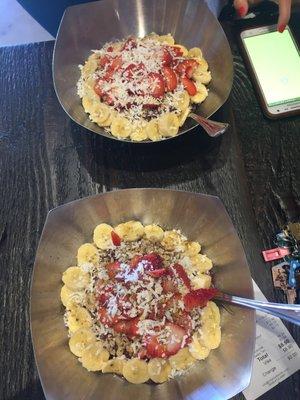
left=0, top=13, right=299, bottom=400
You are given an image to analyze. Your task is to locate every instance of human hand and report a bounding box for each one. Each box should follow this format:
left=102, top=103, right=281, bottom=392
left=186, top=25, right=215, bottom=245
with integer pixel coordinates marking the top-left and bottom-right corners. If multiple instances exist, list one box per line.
left=233, top=0, right=291, bottom=32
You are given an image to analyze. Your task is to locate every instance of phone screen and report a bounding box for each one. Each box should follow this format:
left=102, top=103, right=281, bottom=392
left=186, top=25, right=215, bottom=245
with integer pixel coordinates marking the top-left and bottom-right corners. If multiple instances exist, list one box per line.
left=243, top=29, right=300, bottom=107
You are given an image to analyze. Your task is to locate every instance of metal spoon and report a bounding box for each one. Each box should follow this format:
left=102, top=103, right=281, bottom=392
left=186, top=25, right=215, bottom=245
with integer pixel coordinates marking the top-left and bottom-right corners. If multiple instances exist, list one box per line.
left=216, top=291, right=300, bottom=326
left=189, top=112, right=229, bottom=137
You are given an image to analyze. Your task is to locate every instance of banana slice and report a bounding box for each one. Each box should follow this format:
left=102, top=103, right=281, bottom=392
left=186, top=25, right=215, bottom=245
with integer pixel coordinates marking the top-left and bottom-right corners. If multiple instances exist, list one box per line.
left=144, top=224, right=164, bottom=242
left=189, top=334, right=210, bottom=360
left=93, top=223, right=114, bottom=250
left=62, top=267, right=90, bottom=291
left=102, top=357, right=126, bottom=374
left=161, top=230, right=185, bottom=251
left=202, top=301, right=220, bottom=326
left=90, top=103, right=113, bottom=127
left=157, top=113, right=179, bottom=137
left=199, top=323, right=221, bottom=350
left=189, top=254, right=213, bottom=273
left=157, top=34, right=175, bottom=45
left=110, top=116, right=132, bottom=139
left=77, top=243, right=99, bottom=266
left=148, top=358, right=171, bottom=383
left=67, top=305, right=93, bottom=333
left=69, top=328, right=96, bottom=357
left=188, top=47, right=203, bottom=59
left=173, top=44, right=188, bottom=56
left=178, top=107, right=190, bottom=127
left=61, top=285, right=75, bottom=307
left=194, top=57, right=208, bottom=72
left=191, top=82, right=208, bottom=104
left=190, top=273, right=212, bottom=290
left=185, top=241, right=201, bottom=256
left=130, top=127, right=148, bottom=142
left=175, top=90, right=190, bottom=112
left=122, top=358, right=149, bottom=384
left=193, top=70, right=211, bottom=85
left=169, top=348, right=195, bottom=370
left=81, top=54, right=98, bottom=79
left=115, top=221, right=144, bottom=242
left=145, top=120, right=162, bottom=142
left=80, top=342, right=109, bottom=372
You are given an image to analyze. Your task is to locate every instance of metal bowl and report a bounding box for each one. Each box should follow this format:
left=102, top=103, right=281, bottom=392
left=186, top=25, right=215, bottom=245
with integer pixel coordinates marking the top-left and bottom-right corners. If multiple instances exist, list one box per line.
left=31, top=189, right=255, bottom=400
left=53, top=0, right=233, bottom=143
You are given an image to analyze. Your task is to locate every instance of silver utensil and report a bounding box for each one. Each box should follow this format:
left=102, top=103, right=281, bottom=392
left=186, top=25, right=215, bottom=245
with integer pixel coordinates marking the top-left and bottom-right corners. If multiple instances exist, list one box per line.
left=217, top=292, right=300, bottom=325
left=189, top=113, right=229, bottom=137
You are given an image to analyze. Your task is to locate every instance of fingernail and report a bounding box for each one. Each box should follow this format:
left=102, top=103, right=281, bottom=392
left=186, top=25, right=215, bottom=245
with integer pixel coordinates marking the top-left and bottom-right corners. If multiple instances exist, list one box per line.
left=278, top=24, right=286, bottom=33
left=238, top=6, right=246, bottom=17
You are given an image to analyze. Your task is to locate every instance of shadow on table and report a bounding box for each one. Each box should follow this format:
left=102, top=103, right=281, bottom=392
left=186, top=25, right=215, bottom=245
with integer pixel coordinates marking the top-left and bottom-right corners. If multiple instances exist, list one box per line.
left=70, top=104, right=232, bottom=188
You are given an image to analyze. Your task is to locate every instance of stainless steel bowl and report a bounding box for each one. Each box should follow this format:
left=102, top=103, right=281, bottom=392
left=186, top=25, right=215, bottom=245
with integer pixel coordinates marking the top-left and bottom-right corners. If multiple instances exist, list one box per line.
left=53, top=0, right=233, bottom=143
left=31, top=189, right=255, bottom=400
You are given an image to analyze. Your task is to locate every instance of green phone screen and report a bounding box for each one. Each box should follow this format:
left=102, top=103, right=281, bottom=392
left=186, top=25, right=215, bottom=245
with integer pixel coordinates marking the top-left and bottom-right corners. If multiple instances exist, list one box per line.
left=244, top=29, right=300, bottom=106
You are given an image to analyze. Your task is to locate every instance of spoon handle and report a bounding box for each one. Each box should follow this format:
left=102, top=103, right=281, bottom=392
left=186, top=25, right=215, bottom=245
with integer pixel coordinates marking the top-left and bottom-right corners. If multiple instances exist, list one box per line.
left=189, top=112, right=229, bottom=137
left=217, top=292, right=300, bottom=326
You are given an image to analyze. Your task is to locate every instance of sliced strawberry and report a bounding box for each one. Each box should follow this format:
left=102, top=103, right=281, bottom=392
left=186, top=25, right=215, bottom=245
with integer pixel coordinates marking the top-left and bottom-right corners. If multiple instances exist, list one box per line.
left=102, top=93, right=114, bottom=105
left=110, top=55, right=122, bottom=72
left=145, top=335, right=166, bottom=358
left=141, top=253, right=164, bottom=270
left=111, top=231, right=121, bottom=246
left=130, top=254, right=142, bottom=268
left=97, top=284, right=114, bottom=305
left=113, top=317, right=140, bottom=337
left=137, top=348, right=147, bottom=359
left=147, top=268, right=167, bottom=278
left=164, top=323, right=186, bottom=355
left=181, top=77, right=197, bottom=96
left=98, top=307, right=121, bottom=327
left=148, top=73, right=165, bottom=98
left=162, top=66, right=178, bottom=92
left=94, top=79, right=105, bottom=97
left=122, top=37, right=137, bottom=51
left=173, top=311, right=192, bottom=334
left=118, top=294, right=139, bottom=319
left=142, top=103, right=159, bottom=110
left=162, top=48, right=173, bottom=66
left=162, top=276, right=179, bottom=294
left=170, top=263, right=191, bottom=290
left=183, top=288, right=219, bottom=311
left=98, top=55, right=111, bottom=67
left=105, top=261, right=121, bottom=280
left=123, top=62, right=145, bottom=79
left=107, top=46, right=113, bottom=52
left=176, top=59, right=198, bottom=76
left=169, top=46, right=183, bottom=57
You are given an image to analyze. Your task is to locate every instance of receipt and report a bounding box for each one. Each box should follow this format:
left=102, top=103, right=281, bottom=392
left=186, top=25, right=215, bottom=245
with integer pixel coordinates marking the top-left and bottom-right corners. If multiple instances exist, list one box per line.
left=242, top=280, right=300, bottom=400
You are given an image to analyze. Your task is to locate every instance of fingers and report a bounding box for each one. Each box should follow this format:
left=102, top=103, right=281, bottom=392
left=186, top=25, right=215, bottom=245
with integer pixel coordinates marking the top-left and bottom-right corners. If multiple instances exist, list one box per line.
left=233, top=0, right=249, bottom=17
left=278, top=0, right=291, bottom=32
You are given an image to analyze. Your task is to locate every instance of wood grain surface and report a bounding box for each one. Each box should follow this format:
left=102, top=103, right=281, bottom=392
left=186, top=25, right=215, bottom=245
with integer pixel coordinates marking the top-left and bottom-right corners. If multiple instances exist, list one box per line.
left=0, top=19, right=299, bottom=400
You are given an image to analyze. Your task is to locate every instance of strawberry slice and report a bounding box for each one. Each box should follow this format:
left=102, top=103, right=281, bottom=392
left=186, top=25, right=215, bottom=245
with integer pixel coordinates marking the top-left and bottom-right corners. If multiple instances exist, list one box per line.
left=162, top=276, right=179, bottom=294
left=111, top=231, right=121, bottom=246
left=110, top=55, right=122, bottom=71
left=162, top=48, right=173, bottom=66
left=170, top=46, right=183, bottom=57
left=181, top=77, right=197, bottom=96
left=113, top=318, right=140, bottom=337
left=94, top=79, right=106, bottom=97
left=148, top=73, right=165, bottom=98
left=122, top=37, right=137, bottom=51
left=145, top=335, right=166, bottom=358
left=176, top=59, right=198, bottom=76
left=130, top=254, right=142, bottom=268
left=183, top=288, right=219, bottom=311
left=98, top=307, right=121, bottom=327
left=148, top=268, right=167, bottom=278
left=170, top=263, right=191, bottom=290
left=165, top=323, right=187, bottom=356
left=173, top=311, right=192, bottom=334
left=98, top=55, right=111, bottom=67
left=162, top=66, right=178, bottom=91
left=142, top=253, right=164, bottom=269
left=105, top=261, right=121, bottom=280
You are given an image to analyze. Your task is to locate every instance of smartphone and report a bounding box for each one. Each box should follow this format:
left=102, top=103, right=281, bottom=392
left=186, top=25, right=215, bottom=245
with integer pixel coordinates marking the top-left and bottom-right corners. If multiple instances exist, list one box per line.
left=240, top=25, right=300, bottom=118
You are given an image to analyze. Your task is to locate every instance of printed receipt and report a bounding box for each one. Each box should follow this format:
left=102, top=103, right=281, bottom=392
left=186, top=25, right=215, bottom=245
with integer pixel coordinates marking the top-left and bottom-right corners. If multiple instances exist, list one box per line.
left=242, top=280, right=300, bottom=400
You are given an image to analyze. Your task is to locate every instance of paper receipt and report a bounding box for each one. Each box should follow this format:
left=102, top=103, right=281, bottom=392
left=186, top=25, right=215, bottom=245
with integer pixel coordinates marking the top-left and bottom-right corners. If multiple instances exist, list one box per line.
left=242, top=280, right=300, bottom=400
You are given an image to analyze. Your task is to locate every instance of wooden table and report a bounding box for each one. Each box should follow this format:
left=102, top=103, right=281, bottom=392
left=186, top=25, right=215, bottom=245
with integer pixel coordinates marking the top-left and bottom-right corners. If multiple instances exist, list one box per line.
left=0, top=13, right=299, bottom=400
